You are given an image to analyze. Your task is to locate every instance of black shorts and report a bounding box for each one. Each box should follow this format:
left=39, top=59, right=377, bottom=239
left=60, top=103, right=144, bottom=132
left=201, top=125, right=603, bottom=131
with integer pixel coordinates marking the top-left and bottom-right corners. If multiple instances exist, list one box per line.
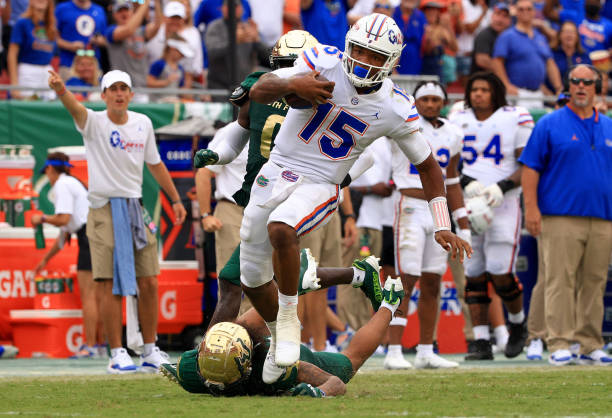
left=76, top=224, right=92, bottom=271
left=380, top=225, right=395, bottom=268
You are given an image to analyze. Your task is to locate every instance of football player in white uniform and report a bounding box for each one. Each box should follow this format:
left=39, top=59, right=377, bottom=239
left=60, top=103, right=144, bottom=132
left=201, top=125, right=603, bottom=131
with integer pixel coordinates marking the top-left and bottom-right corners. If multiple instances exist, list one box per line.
left=449, top=72, right=534, bottom=360
left=389, top=81, right=469, bottom=369
left=241, top=13, right=472, bottom=379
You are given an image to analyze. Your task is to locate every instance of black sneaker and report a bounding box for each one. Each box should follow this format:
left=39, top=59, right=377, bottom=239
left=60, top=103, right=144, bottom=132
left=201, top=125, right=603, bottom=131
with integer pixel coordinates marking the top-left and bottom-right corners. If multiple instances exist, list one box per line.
left=505, top=320, right=527, bottom=358
left=464, top=339, right=493, bottom=361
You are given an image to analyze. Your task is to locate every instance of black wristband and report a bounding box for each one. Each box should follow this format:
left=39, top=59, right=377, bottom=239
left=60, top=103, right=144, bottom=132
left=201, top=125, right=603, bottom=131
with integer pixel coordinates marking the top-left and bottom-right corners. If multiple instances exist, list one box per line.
left=340, top=174, right=352, bottom=188
left=344, top=213, right=356, bottom=220
left=460, top=174, right=476, bottom=189
left=497, top=179, right=516, bottom=194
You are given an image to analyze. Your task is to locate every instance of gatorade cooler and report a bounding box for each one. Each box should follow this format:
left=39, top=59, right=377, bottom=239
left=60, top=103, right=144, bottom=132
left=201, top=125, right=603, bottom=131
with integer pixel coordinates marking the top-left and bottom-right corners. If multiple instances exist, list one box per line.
left=34, top=275, right=81, bottom=310
left=9, top=309, right=84, bottom=358
left=0, top=145, right=35, bottom=194
left=47, top=146, right=88, bottom=187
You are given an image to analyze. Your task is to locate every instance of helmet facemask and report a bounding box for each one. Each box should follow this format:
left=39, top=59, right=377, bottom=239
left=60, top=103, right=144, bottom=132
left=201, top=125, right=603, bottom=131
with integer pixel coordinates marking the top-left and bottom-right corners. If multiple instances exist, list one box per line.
left=343, top=41, right=399, bottom=87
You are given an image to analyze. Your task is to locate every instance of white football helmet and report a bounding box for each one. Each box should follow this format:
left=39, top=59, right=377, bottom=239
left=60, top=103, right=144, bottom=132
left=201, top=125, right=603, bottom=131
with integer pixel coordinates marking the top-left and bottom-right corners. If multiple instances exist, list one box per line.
left=343, top=13, right=404, bottom=87
left=465, top=195, right=494, bottom=235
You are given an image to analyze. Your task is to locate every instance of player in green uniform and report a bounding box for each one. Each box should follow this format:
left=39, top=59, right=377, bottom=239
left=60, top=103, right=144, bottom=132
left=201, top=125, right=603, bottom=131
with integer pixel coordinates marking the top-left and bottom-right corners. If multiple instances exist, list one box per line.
left=194, top=31, right=378, bottom=327
left=159, top=277, right=405, bottom=397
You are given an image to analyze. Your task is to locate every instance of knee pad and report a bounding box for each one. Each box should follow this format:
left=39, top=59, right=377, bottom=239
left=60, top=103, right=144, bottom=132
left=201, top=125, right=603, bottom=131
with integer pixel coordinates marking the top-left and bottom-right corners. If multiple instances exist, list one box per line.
left=492, top=273, right=523, bottom=303
left=465, top=278, right=491, bottom=305
left=239, top=241, right=274, bottom=288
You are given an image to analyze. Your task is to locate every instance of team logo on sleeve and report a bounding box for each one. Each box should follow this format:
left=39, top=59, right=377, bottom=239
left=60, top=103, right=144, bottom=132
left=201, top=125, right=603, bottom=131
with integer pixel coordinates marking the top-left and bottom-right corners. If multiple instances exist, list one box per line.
left=256, top=175, right=269, bottom=187
left=281, top=170, right=299, bottom=182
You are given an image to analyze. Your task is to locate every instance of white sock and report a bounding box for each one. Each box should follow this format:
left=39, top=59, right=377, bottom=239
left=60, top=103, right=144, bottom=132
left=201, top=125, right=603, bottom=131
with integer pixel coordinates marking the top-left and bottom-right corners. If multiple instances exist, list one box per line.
left=265, top=321, right=277, bottom=351
left=110, top=347, right=123, bottom=358
left=387, top=344, right=402, bottom=356
left=508, top=310, right=525, bottom=324
left=494, top=325, right=509, bottom=346
left=143, top=343, right=155, bottom=357
left=278, top=291, right=298, bottom=308
left=351, top=267, right=365, bottom=287
left=417, top=344, right=433, bottom=356
left=473, top=325, right=490, bottom=341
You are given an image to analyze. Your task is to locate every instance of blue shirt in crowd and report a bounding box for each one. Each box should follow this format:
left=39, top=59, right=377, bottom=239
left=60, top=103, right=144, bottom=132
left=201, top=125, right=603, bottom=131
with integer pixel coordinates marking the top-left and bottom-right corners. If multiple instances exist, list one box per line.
left=8, top=0, right=29, bottom=26
left=578, top=17, right=612, bottom=53
left=552, top=48, right=591, bottom=81
left=602, top=0, right=612, bottom=21
left=393, top=7, right=426, bottom=75
left=55, top=1, right=107, bottom=68
left=301, top=0, right=349, bottom=51
left=559, top=0, right=585, bottom=24
left=149, top=59, right=186, bottom=87
left=519, top=105, right=612, bottom=221
left=493, top=27, right=552, bottom=91
left=10, top=18, right=56, bottom=66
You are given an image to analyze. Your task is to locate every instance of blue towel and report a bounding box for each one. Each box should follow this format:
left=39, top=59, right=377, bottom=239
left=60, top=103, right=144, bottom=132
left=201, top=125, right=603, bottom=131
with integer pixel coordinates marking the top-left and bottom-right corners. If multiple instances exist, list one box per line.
left=110, top=198, right=147, bottom=296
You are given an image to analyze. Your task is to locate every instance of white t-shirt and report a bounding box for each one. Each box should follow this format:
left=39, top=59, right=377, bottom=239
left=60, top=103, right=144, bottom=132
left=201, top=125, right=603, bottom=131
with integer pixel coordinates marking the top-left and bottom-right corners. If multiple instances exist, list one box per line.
left=146, top=24, right=204, bottom=76
left=51, top=173, right=89, bottom=233
left=207, top=132, right=249, bottom=203
left=76, top=109, right=161, bottom=208
left=457, top=0, right=490, bottom=56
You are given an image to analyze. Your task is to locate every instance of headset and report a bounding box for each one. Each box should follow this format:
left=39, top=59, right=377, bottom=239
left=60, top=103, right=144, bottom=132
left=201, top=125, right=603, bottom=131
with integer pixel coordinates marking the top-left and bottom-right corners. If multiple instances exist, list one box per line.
left=564, top=63, right=603, bottom=94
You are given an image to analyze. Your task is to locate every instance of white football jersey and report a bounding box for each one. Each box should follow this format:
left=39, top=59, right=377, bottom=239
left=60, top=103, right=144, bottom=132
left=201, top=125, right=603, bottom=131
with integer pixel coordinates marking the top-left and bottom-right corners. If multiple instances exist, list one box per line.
left=392, top=117, right=463, bottom=190
left=268, top=44, right=424, bottom=184
left=449, top=106, right=534, bottom=187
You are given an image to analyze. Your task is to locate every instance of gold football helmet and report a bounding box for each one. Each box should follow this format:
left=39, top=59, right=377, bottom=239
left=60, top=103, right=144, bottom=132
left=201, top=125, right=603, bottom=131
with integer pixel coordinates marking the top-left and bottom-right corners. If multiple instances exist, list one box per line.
left=197, top=322, right=253, bottom=391
left=270, top=30, right=319, bottom=70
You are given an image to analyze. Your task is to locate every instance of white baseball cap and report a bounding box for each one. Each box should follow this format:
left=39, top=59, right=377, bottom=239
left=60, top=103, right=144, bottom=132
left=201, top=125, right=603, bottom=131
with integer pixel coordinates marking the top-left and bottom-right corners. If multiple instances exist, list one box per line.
left=167, top=38, right=194, bottom=58
left=101, top=70, right=132, bottom=91
left=164, top=1, right=186, bottom=18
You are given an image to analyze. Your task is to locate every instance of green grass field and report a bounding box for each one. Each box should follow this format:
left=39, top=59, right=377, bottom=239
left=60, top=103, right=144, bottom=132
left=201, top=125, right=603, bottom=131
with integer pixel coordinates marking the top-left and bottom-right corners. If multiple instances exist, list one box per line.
left=1, top=366, right=611, bottom=417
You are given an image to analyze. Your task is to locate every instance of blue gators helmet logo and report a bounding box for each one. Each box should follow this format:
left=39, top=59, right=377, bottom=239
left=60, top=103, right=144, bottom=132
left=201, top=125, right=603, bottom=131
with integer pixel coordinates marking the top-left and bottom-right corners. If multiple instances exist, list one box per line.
left=388, top=29, right=402, bottom=45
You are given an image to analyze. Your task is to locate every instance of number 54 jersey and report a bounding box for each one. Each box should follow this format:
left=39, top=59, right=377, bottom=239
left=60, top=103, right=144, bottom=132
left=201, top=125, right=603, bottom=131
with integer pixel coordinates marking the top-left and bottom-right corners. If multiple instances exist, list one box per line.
left=269, top=44, right=423, bottom=185
left=449, top=106, right=534, bottom=193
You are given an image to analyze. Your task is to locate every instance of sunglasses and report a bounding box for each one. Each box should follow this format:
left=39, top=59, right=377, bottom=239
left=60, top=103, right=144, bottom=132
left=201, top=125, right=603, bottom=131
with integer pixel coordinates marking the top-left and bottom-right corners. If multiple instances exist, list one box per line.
left=569, top=77, right=596, bottom=86
left=375, top=3, right=392, bottom=9
left=517, top=7, right=533, bottom=11
left=76, top=49, right=95, bottom=57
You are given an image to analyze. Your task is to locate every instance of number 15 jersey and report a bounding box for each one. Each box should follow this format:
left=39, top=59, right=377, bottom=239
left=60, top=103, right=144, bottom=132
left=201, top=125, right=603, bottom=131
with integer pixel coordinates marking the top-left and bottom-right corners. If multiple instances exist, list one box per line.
left=268, top=44, right=426, bottom=185
left=449, top=106, right=533, bottom=192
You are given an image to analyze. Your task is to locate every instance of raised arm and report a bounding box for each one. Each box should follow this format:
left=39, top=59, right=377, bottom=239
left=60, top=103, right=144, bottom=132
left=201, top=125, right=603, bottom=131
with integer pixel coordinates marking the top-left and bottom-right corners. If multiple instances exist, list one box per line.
left=111, top=0, right=151, bottom=42
left=48, top=70, right=88, bottom=130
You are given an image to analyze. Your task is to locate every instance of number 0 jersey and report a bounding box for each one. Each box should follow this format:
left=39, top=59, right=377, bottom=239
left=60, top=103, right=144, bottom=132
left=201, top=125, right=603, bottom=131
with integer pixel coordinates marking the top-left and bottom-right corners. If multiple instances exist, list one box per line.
left=268, top=44, right=425, bottom=185
left=392, top=117, right=463, bottom=190
left=449, top=106, right=534, bottom=190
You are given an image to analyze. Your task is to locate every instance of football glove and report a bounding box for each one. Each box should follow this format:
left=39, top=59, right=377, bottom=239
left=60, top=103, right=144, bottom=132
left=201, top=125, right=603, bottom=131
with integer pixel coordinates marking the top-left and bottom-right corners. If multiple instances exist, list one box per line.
left=464, top=180, right=485, bottom=198
left=194, top=149, right=219, bottom=168
left=380, top=277, right=404, bottom=315
left=288, top=383, right=326, bottom=398
left=483, top=183, right=503, bottom=208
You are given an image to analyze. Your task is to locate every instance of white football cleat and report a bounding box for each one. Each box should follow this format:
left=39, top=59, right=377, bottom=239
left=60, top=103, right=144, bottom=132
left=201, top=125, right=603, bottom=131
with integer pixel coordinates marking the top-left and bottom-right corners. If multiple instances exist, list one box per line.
left=262, top=346, right=286, bottom=384
left=275, top=305, right=301, bottom=367
left=414, top=353, right=459, bottom=369
left=383, top=352, right=413, bottom=370
left=298, top=248, right=320, bottom=294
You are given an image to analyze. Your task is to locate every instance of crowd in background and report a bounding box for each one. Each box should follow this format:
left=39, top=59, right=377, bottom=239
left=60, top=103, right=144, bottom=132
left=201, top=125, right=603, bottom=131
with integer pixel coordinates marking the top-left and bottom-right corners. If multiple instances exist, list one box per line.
left=1, top=0, right=612, bottom=104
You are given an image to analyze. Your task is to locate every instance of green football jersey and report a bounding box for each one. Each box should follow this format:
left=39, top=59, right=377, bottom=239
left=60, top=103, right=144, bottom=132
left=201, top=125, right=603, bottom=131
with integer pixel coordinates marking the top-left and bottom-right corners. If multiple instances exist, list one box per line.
left=232, top=71, right=291, bottom=207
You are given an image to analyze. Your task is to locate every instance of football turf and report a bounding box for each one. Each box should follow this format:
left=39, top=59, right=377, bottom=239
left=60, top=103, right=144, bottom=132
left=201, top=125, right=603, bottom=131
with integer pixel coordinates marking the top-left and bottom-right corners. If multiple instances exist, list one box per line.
left=1, top=357, right=611, bottom=416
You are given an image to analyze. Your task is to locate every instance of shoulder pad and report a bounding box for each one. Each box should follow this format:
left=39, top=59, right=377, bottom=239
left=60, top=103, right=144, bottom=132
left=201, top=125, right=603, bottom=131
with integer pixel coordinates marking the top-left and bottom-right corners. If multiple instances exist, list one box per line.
left=391, top=84, right=418, bottom=122
left=229, top=71, right=265, bottom=107
left=301, top=44, right=343, bottom=71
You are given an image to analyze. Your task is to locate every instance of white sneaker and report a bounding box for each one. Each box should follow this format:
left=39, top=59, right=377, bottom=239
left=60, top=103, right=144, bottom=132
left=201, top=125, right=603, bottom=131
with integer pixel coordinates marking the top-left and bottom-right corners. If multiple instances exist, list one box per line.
left=526, top=339, right=543, bottom=361
left=374, top=345, right=386, bottom=356
left=262, top=345, right=286, bottom=384
left=578, top=349, right=612, bottom=366
left=569, top=343, right=580, bottom=363
left=0, top=345, right=18, bottom=358
left=140, top=347, right=170, bottom=373
left=107, top=348, right=138, bottom=374
left=383, top=352, right=413, bottom=369
left=275, top=305, right=301, bottom=367
left=414, top=353, right=459, bottom=369
left=548, top=349, right=572, bottom=366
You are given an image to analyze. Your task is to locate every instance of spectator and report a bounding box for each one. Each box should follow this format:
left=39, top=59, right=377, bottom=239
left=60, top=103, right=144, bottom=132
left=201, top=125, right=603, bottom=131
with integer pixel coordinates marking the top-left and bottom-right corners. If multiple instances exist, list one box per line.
left=552, top=20, right=591, bottom=81
left=456, top=0, right=489, bottom=82
left=470, top=2, right=511, bottom=74
left=248, top=0, right=284, bottom=47
left=47, top=69, right=187, bottom=373
left=146, top=1, right=204, bottom=88
left=347, top=0, right=393, bottom=24
left=204, top=0, right=267, bottom=94
left=33, top=151, right=103, bottom=359
left=7, top=0, right=57, bottom=100
left=421, top=1, right=458, bottom=83
left=1, top=0, right=29, bottom=71
left=147, top=34, right=193, bottom=102
left=577, top=0, right=612, bottom=54
left=66, top=48, right=103, bottom=101
left=55, top=0, right=107, bottom=81
left=520, top=64, right=612, bottom=366
left=105, top=0, right=163, bottom=93
left=300, top=0, right=351, bottom=51
left=544, top=0, right=585, bottom=24
left=394, top=0, right=427, bottom=75
left=492, top=0, right=562, bottom=107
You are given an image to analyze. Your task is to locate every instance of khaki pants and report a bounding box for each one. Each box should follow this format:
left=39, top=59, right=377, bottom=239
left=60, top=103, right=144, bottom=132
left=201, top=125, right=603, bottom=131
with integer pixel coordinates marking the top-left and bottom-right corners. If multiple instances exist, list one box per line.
left=299, top=211, right=342, bottom=268
left=527, top=238, right=547, bottom=343
left=213, top=201, right=243, bottom=274
left=541, top=216, right=612, bottom=354
left=337, top=226, right=382, bottom=330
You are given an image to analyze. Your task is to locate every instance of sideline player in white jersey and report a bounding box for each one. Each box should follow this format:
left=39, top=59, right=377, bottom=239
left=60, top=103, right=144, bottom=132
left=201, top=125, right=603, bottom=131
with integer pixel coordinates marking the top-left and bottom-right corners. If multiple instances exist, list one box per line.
left=390, top=81, right=469, bottom=369
left=241, top=13, right=472, bottom=378
left=449, top=72, right=534, bottom=360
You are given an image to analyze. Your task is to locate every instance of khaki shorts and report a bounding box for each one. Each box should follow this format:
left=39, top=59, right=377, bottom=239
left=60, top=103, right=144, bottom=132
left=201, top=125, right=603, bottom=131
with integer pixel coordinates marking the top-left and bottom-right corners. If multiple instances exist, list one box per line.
left=86, top=203, right=160, bottom=279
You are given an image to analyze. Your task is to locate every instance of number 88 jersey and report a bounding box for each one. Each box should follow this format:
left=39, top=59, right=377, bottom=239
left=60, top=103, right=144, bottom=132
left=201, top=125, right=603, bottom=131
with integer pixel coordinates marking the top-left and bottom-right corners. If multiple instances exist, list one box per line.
left=449, top=106, right=534, bottom=189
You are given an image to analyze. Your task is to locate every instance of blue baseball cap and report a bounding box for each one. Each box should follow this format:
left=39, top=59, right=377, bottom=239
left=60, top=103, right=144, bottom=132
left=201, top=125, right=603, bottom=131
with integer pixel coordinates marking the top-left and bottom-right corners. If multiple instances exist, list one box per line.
left=493, top=2, right=510, bottom=12
left=40, top=159, right=74, bottom=174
